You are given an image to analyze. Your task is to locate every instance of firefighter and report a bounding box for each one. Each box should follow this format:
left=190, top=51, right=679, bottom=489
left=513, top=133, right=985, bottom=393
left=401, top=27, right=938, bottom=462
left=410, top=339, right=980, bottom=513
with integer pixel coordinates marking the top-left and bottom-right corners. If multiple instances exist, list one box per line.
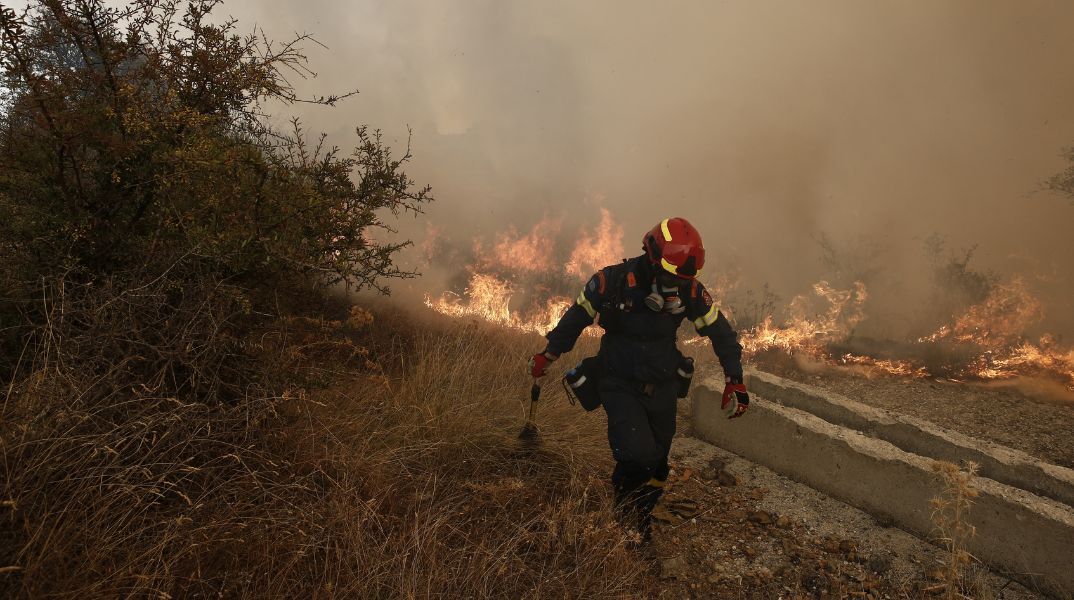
left=529, top=217, right=749, bottom=544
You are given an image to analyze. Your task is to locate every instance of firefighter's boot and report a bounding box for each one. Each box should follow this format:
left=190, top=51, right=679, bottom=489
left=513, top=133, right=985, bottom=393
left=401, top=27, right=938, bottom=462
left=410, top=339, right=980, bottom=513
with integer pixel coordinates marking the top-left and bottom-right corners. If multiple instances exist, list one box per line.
left=614, top=479, right=664, bottom=547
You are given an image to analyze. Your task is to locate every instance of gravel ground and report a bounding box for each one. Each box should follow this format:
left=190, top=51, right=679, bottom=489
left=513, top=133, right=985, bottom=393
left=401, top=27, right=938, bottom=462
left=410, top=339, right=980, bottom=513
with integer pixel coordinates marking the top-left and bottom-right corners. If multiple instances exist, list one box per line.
left=655, top=351, right=1072, bottom=599
left=571, top=344, right=1070, bottom=597
left=642, top=436, right=1044, bottom=599
left=735, top=355, right=1074, bottom=469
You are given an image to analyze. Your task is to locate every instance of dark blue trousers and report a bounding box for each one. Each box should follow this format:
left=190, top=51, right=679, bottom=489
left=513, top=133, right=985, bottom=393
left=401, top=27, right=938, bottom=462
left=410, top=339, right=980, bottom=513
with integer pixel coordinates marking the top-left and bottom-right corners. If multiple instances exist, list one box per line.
left=600, top=374, right=678, bottom=537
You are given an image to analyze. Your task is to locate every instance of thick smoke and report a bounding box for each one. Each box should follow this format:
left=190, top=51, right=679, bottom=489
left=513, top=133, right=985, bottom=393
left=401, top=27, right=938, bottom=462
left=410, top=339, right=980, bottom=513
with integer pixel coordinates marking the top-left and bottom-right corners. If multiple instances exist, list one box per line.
left=28, top=0, right=1074, bottom=335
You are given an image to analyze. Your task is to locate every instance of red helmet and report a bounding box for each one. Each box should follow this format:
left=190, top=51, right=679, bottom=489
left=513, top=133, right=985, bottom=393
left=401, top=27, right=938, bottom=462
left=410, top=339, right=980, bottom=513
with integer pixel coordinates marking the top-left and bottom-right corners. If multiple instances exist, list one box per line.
left=642, top=217, right=705, bottom=279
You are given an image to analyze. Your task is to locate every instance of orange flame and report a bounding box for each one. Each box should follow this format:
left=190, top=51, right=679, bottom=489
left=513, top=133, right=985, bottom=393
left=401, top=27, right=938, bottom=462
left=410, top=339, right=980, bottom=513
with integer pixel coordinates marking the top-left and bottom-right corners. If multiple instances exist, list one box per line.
left=739, top=281, right=867, bottom=355
left=421, top=209, right=1073, bottom=390
left=475, top=216, right=562, bottom=274
left=920, top=278, right=1043, bottom=347
left=837, top=354, right=930, bottom=378
left=424, top=208, right=623, bottom=335
left=423, top=272, right=574, bottom=336
left=565, top=207, right=624, bottom=279
left=921, top=278, right=1074, bottom=388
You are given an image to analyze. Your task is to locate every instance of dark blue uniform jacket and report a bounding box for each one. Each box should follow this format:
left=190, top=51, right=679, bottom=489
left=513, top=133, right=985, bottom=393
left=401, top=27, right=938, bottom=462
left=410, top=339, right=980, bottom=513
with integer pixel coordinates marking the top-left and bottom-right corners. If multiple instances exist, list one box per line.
left=544, top=256, right=743, bottom=383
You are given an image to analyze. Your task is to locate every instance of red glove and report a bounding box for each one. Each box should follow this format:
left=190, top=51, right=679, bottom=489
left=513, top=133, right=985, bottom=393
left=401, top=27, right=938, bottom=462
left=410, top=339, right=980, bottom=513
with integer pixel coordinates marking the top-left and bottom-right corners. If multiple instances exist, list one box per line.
left=722, top=377, right=749, bottom=419
left=529, top=351, right=558, bottom=378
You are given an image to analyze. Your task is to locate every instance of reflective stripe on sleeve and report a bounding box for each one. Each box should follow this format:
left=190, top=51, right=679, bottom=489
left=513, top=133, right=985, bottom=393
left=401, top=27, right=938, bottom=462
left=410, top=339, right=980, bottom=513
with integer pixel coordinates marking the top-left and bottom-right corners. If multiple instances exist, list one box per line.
left=693, top=304, right=719, bottom=329
left=577, top=290, right=596, bottom=317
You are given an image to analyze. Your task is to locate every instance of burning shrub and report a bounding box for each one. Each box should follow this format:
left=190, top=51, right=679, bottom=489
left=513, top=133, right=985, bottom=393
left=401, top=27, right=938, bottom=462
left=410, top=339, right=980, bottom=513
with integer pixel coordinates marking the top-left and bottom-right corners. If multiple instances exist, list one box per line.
left=721, top=282, right=780, bottom=332
left=424, top=206, right=625, bottom=335
left=922, top=234, right=996, bottom=329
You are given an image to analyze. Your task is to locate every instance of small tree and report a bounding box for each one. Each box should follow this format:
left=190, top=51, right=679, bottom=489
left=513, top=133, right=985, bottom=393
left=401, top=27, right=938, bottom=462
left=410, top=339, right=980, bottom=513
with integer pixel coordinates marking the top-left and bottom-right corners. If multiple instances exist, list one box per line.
left=0, top=0, right=431, bottom=388
left=0, top=2, right=432, bottom=595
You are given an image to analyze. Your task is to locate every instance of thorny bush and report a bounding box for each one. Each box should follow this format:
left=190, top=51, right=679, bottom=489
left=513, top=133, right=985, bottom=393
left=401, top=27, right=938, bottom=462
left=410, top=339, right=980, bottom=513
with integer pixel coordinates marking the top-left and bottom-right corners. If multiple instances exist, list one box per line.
left=0, top=0, right=431, bottom=382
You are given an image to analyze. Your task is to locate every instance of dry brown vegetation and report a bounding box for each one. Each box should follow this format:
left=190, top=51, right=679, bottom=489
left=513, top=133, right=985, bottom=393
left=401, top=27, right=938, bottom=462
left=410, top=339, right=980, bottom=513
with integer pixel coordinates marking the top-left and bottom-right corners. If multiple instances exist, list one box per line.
left=2, top=302, right=651, bottom=598
left=929, top=461, right=984, bottom=600
left=4, top=3, right=1049, bottom=598
left=0, top=2, right=649, bottom=596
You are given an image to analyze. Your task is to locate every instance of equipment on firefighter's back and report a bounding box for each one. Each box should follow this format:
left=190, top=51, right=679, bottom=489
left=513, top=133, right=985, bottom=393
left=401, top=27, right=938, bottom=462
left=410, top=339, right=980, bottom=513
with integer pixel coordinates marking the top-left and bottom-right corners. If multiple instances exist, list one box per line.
left=643, top=281, right=686, bottom=314
left=562, top=356, right=603, bottom=411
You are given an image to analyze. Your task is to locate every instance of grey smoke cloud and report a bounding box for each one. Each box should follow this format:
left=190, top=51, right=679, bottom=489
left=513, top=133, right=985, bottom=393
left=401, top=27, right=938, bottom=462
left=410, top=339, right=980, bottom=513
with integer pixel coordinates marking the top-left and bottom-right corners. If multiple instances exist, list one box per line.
left=225, top=0, right=1074, bottom=336
left=11, top=0, right=1074, bottom=334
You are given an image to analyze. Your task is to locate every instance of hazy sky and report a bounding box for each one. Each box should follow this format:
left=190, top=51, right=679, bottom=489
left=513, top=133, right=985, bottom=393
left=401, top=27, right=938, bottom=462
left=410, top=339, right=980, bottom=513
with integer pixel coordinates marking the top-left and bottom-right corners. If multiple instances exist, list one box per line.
left=8, top=0, right=1074, bottom=333
left=228, top=0, right=1074, bottom=330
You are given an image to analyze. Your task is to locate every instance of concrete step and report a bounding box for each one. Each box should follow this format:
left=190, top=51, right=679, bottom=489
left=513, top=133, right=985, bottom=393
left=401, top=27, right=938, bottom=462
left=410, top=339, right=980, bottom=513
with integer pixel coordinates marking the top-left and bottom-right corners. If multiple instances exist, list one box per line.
left=692, top=376, right=1074, bottom=598
left=745, top=369, right=1074, bottom=510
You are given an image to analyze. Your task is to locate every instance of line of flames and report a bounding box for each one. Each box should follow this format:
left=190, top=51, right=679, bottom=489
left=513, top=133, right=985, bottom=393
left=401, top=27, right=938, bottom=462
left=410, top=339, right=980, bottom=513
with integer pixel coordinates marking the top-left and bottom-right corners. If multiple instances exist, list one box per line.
left=423, top=273, right=574, bottom=336
left=421, top=213, right=1074, bottom=391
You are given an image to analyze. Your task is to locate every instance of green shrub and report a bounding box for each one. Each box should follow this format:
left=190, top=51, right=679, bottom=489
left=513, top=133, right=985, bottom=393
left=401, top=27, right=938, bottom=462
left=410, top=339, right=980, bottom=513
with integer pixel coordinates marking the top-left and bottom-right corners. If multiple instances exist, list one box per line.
left=0, top=0, right=430, bottom=386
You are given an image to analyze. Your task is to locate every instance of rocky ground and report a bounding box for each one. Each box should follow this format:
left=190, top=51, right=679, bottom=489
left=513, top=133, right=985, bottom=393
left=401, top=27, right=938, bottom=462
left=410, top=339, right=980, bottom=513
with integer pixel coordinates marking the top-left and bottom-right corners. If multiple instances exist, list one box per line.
left=564, top=346, right=1072, bottom=598
left=641, top=436, right=1045, bottom=599
left=654, top=352, right=1074, bottom=599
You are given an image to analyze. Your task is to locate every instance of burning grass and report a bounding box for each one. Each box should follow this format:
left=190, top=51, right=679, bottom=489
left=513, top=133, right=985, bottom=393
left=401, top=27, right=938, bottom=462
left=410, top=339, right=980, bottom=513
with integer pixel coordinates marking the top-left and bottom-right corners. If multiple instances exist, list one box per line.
left=421, top=207, right=1074, bottom=393
left=1, top=305, right=649, bottom=598
left=424, top=211, right=1074, bottom=392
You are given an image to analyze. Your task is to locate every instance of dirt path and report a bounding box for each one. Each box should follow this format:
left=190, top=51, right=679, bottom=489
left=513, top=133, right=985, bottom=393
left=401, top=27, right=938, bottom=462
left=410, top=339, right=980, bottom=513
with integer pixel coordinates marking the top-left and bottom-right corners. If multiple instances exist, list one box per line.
left=643, top=435, right=1044, bottom=599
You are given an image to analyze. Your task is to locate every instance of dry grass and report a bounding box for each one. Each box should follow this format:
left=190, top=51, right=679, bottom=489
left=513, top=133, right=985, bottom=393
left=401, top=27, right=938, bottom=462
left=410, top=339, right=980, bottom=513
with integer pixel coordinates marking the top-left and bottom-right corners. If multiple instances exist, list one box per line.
left=929, top=460, right=981, bottom=600
left=1, top=303, right=650, bottom=598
